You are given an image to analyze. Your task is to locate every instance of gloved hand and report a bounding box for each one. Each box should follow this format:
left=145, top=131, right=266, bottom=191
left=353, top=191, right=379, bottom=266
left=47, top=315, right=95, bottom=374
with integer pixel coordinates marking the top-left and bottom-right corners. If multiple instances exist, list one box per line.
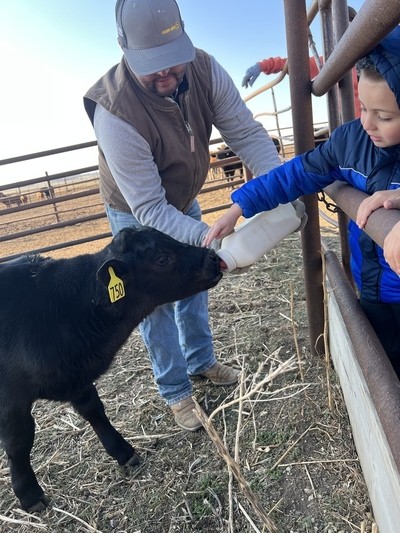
left=209, top=238, right=221, bottom=254
left=242, top=63, right=262, bottom=88
left=291, top=200, right=308, bottom=231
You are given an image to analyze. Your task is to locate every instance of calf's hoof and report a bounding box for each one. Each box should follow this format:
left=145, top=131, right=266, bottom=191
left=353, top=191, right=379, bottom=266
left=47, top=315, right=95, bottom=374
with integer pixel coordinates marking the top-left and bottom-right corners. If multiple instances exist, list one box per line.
left=23, top=494, right=50, bottom=514
left=123, top=451, right=141, bottom=468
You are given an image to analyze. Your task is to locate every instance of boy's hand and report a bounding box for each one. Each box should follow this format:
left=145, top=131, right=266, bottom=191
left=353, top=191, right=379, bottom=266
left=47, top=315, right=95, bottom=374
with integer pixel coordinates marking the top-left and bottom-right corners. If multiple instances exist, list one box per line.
left=384, top=221, right=400, bottom=275
left=357, top=190, right=400, bottom=229
left=356, top=189, right=400, bottom=275
left=203, top=204, right=243, bottom=247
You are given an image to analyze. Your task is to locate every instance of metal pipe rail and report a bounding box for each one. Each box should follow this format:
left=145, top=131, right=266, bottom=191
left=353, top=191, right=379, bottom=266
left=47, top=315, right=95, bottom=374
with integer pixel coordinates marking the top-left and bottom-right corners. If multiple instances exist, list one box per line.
left=311, top=0, right=400, bottom=98
left=325, top=182, right=400, bottom=249
left=0, top=141, right=97, bottom=167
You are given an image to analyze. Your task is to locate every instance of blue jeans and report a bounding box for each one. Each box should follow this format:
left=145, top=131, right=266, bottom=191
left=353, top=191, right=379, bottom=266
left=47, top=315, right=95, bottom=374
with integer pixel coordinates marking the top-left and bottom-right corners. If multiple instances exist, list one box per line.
left=105, top=201, right=217, bottom=405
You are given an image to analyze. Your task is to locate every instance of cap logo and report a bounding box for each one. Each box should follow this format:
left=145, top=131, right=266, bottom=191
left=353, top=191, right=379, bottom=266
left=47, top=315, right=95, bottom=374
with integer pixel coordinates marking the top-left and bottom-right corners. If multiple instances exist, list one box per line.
left=161, top=21, right=180, bottom=36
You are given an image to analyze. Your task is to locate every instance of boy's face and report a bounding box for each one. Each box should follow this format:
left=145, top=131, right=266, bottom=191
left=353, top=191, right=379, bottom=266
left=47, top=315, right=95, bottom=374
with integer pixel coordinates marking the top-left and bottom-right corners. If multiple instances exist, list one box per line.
left=359, top=73, right=400, bottom=147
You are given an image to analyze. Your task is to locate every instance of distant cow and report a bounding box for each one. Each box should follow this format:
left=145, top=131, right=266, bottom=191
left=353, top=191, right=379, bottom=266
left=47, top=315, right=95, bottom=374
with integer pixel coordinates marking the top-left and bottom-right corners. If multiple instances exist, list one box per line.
left=0, top=227, right=222, bottom=512
left=37, top=186, right=55, bottom=201
left=215, top=137, right=282, bottom=183
left=270, top=136, right=282, bottom=154
left=0, top=191, right=21, bottom=208
left=314, top=127, right=330, bottom=147
left=216, top=145, right=243, bottom=181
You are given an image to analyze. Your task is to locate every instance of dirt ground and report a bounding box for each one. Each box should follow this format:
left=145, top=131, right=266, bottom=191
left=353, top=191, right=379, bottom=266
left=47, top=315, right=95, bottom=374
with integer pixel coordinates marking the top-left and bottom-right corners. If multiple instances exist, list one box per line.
left=0, top=183, right=377, bottom=532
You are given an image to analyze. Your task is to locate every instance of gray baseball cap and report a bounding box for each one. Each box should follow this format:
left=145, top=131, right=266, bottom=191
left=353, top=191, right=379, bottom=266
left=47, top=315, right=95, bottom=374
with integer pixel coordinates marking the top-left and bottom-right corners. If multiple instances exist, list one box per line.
left=115, top=0, right=196, bottom=76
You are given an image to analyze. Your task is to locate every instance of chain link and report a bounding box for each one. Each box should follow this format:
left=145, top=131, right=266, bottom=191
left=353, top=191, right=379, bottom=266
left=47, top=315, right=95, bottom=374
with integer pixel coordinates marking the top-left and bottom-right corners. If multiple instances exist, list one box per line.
left=317, top=190, right=339, bottom=213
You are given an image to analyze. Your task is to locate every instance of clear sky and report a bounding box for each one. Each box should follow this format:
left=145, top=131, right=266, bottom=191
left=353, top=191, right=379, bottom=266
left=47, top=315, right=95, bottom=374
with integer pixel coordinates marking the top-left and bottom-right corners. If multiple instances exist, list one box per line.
left=0, top=0, right=365, bottom=185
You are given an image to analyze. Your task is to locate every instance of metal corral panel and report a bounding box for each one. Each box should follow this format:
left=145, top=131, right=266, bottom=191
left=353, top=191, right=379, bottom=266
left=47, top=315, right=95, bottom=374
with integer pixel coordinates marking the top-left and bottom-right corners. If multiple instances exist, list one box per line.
left=328, top=281, right=400, bottom=533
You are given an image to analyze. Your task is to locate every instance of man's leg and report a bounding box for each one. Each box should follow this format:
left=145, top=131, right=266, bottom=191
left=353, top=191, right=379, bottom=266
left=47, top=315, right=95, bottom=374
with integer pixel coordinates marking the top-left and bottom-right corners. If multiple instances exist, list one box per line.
left=105, top=206, right=199, bottom=430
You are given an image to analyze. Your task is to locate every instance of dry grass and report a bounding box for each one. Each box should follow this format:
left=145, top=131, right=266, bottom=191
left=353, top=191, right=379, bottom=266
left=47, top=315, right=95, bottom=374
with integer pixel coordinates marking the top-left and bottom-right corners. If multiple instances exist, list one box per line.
left=0, top=214, right=377, bottom=531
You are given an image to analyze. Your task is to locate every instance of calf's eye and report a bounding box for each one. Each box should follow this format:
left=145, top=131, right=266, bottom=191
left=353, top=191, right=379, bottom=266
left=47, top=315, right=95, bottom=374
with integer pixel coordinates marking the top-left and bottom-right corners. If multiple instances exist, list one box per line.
left=156, top=254, right=172, bottom=267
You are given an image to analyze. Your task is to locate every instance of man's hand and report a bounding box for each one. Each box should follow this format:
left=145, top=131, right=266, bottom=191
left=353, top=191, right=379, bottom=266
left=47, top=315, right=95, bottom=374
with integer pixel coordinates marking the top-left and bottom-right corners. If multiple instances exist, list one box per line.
left=291, top=200, right=308, bottom=231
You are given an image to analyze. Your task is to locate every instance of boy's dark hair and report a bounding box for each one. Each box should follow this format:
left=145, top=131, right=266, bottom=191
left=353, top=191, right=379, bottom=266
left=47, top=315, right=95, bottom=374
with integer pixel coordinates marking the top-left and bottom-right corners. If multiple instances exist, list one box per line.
left=356, top=56, right=385, bottom=82
left=347, top=6, right=357, bottom=22
left=356, top=26, right=400, bottom=107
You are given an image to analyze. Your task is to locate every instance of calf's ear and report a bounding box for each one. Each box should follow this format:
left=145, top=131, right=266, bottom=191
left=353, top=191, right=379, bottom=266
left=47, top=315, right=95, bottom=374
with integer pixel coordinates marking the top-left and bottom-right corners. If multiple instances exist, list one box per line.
left=96, top=259, right=129, bottom=287
left=96, top=259, right=132, bottom=305
left=112, top=227, right=138, bottom=250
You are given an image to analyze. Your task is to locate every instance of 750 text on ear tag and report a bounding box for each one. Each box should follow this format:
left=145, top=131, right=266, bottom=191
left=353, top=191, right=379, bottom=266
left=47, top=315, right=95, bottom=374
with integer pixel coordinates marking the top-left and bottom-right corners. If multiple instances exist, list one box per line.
left=107, top=266, right=125, bottom=303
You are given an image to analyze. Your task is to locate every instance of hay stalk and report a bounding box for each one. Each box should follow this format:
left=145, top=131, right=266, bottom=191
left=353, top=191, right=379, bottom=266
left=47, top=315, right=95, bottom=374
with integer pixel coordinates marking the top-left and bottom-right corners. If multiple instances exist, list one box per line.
left=194, top=400, right=278, bottom=533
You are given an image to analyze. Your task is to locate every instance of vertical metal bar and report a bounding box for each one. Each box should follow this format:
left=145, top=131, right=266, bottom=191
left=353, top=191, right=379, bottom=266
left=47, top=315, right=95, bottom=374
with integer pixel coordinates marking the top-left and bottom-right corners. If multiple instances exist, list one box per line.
left=320, top=0, right=353, bottom=284
left=283, top=0, right=325, bottom=355
left=270, top=87, right=284, bottom=155
left=319, top=0, right=340, bottom=129
left=332, top=0, right=355, bottom=284
left=332, top=0, right=356, bottom=122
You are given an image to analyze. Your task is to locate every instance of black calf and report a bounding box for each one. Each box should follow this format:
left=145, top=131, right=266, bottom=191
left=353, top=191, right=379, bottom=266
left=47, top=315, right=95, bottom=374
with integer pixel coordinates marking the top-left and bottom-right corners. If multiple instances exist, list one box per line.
left=0, top=227, right=222, bottom=512
left=216, top=146, right=243, bottom=180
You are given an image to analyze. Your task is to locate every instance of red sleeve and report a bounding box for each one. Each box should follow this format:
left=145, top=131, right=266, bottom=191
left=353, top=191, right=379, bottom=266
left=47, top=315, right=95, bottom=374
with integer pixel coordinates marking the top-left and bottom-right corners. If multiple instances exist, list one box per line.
left=309, top=56, right=324, bottom=79
left=259, top=56, right=324, bottom=79
left=258, top=57, right=287, bottom=75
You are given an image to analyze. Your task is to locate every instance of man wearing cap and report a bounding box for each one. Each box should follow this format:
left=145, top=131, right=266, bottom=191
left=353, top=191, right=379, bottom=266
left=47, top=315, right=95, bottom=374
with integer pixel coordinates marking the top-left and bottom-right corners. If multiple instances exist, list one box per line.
left=84, top=0, right=285, bottom=431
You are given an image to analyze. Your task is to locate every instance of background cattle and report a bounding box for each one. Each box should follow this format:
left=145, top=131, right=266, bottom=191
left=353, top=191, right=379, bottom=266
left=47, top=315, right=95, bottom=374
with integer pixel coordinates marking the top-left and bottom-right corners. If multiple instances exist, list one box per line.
left=0, top=227, right=222, bottom=512
left=313, top=127, right=330, bottom=147
left=215, top=144, right=243, bottom=182
left=213, top=137, right=282, bottom=185
left=37, top=186, right=55, bottom=201
left=271, top=136, right=282, bottom=154
left=0, top=191, right=22, bottom=208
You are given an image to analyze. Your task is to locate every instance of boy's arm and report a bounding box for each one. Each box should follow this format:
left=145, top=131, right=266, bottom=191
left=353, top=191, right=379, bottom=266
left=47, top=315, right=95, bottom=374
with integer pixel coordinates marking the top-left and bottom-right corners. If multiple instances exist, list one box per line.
left=230, top=150, right=336, bottom=219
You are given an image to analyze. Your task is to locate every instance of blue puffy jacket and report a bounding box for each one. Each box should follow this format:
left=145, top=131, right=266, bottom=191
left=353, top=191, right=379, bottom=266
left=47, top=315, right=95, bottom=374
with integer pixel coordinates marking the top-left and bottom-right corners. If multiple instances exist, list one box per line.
left=231, top=119, right=400, bottom=303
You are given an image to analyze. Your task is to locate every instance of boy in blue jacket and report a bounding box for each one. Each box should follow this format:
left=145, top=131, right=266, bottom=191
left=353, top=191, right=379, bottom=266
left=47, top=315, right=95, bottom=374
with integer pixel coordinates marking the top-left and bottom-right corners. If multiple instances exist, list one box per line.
left=205, top=27, right=400, bottom=377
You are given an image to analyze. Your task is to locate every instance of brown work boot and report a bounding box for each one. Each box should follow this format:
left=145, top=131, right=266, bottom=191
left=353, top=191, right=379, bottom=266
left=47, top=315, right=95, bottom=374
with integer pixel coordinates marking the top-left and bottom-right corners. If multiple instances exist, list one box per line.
left=198, top=362, right=240, bottom=386
left=170, top=397, right=202, bottom=431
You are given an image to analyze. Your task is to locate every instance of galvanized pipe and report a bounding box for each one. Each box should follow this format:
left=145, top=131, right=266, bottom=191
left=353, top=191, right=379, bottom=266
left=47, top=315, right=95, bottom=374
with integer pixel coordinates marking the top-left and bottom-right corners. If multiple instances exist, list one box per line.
left=325, top=181, right=400, bottom=248
left=321, top=0, right=353, bottom=283
left=319, top=2, right=340, bottom=129
left=312, top=0, right=400, bottom=97
left=0, top=141, right=98, bottom=167
left=284, top=0, right=325, bottom=355
left=332, top=0, right=356, bottom=123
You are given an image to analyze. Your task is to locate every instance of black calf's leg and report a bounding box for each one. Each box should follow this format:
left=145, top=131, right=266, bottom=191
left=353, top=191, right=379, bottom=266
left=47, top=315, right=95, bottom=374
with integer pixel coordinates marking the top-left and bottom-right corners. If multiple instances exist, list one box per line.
left=71, top=384, right=140, bottom=467
left=1, top=405, right=49, bottom=512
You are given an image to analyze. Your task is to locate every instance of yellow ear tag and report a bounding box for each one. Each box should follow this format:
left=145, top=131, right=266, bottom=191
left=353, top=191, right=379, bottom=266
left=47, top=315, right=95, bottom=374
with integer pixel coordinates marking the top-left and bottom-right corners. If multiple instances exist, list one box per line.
left=107, top=266, right=125, bottom=303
